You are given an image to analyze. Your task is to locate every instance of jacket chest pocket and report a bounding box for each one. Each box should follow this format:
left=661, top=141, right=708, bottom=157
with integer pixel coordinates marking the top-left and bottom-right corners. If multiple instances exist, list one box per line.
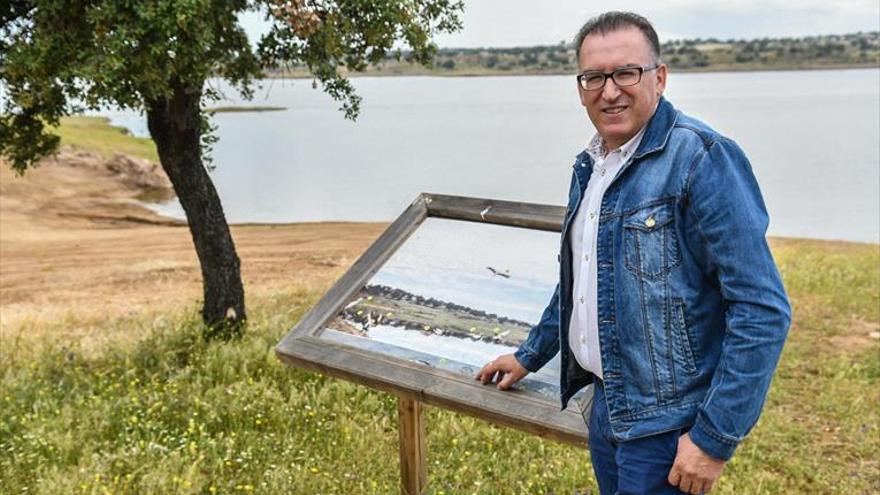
left=623, top=201, right=681, bottom=280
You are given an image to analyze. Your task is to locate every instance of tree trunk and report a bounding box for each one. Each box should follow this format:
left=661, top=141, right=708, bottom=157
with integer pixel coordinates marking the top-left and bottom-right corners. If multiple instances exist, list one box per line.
left=146, top=81, right=246, bottom=337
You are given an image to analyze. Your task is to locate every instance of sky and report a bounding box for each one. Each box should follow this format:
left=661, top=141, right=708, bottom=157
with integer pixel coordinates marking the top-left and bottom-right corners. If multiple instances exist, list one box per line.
left=239, top=0, right=880, bottom=49
left=368, top=218, right=559, bottom=323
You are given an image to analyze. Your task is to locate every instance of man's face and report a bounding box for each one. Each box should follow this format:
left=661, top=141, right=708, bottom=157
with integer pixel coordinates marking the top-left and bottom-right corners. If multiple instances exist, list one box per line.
left=577, top=27, right=667, bottom=150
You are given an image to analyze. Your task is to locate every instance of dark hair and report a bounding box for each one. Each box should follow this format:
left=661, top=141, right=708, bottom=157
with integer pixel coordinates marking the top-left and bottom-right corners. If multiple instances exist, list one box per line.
left=574, top=11, right=661, bottom=64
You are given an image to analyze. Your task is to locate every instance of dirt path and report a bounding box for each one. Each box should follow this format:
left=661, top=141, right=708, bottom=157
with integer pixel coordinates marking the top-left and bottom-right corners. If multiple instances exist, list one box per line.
left=0, top=150, right=386, bottom=342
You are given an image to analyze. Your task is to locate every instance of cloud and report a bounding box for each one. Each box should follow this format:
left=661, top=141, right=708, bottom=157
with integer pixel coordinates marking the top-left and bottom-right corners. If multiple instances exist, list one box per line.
left=432, top=0, right=880, bottom=48
left=239, top=1, right=879, bottom=48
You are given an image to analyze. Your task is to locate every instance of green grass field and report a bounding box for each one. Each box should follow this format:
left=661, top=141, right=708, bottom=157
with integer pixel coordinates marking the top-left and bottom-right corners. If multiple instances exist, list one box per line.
left=50, top=116, right=159, bottom=163
left=1, top=239, right=877, bottom=494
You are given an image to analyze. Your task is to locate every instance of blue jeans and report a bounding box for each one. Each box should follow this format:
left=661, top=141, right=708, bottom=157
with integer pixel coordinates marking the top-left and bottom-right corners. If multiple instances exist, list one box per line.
left=588, top=380, right=688, bottom=495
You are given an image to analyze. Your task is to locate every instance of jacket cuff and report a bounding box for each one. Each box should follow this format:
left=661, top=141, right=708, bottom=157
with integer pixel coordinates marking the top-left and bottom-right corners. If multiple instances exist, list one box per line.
left=688, top=416, right=740, bottom=461
left=513, top=346, right=544, bottom=373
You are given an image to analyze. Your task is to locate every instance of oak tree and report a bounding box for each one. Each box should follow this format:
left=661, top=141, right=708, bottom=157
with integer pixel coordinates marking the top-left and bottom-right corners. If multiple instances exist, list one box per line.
left=0, top=0, right=463, bottom=338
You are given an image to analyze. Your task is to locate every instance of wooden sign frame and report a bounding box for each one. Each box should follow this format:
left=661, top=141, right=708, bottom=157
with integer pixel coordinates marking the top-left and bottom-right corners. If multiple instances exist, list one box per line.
left=275, top=193, right=590, bottom=494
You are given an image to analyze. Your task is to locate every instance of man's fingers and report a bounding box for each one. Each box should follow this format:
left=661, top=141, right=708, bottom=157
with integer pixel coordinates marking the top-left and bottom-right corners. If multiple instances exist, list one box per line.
left=475, top=356, right=528, bottom=389
left=703, top=479, right=715, bottom=493
left=475, top=363, right=493, bottom=382
left=480, top=369, right=497, bottom=385
left=476, top=363, right=501, bottom=384
left=678, top=477, right=693, bottom=494
left=499, top=368, right=528, bottom=389
left=667, top=462, right=684, bottom=490
left=667, top=464, right=681, bottom=488
left=496, top=371, right=514, bottom=390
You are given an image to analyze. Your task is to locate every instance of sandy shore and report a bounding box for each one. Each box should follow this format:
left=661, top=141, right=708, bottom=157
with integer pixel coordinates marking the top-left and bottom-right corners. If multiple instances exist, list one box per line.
left=0, top=149, right=386, bottom=342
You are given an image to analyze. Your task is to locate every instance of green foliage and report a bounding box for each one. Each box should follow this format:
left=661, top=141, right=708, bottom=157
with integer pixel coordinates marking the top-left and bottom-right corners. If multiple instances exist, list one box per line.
left=257, top=0, right=462, bottom=119
left=0, top=0, right=464, bottom=170
left=1, top=0, right=463, bottom=335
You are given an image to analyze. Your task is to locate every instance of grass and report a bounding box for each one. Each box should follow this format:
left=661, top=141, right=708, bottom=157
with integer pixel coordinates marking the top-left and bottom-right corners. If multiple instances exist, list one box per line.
left=51, top=116, right=159, bottom=163
left=1, top=240, right=877, bottom=494
left=0, top=287, right=593, bottom=494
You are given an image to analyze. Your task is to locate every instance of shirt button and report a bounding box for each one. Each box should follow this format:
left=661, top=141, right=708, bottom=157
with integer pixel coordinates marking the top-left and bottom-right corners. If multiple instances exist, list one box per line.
left=589, top=212, right=596, bottom=220
left=579, top=296, right=585, bottom=304
left=600, top=168, right=606, bottom=176
left=584, top=253, right=589, bottom=261
left=581, top=335, right=587, bottom=344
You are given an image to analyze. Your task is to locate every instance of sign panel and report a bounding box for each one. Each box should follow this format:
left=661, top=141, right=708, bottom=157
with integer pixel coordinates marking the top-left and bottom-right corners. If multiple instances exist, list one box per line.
left=320, top=217, right=562, bottom=398
left=276, top=194, right=589, bottom=446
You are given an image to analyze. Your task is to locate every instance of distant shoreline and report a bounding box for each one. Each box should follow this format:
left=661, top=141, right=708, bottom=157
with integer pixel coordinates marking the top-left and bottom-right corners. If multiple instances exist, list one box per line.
left=271, top=32, right=877, bottom=80
left=264, top=62, right=879, bottom=80
left=205, top=105, right=287, bottom=113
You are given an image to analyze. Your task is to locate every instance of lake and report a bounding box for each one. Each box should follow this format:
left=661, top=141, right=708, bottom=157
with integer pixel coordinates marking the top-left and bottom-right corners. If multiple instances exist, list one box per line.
left=104, top=68, right=880, bottom=243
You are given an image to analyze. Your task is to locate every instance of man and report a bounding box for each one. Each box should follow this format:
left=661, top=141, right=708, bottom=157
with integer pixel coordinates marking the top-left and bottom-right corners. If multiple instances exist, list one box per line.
left=474, top=11, right=791, bottom=495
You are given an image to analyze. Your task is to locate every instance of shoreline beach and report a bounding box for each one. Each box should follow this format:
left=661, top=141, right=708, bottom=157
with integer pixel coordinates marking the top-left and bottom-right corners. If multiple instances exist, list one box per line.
left=0, top=150, right=386, bottom=344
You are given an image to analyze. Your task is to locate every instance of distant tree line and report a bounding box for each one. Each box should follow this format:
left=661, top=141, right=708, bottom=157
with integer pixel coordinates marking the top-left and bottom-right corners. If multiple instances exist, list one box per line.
left=659, top=32, right=879, bottom=69
left=271, top=31, right=877, bottom=76
left=362, top=284, right=531, bottom=328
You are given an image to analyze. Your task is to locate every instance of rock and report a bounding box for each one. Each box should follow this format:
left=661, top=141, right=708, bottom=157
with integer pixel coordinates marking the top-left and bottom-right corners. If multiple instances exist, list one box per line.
left=105, top=154, right=172, bottom=190
left=43, top=146, right=173, bottom=196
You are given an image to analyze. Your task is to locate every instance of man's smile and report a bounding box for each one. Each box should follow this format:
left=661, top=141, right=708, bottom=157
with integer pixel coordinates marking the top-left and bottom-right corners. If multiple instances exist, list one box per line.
left=602, top=105, right=629, bottom=115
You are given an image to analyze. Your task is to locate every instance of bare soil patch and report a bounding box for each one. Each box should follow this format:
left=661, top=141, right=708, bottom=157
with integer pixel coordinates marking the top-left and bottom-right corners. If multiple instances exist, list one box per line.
left=0, top=150, right=385, bottom=344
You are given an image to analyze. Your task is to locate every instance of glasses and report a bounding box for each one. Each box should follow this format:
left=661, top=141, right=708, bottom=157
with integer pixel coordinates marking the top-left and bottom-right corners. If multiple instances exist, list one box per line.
left=576, top=65, right=659, bottom=91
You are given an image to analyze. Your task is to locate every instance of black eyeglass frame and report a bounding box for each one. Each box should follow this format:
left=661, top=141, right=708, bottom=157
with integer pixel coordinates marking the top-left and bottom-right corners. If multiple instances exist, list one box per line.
left=576, top=64, right=660, bottom=91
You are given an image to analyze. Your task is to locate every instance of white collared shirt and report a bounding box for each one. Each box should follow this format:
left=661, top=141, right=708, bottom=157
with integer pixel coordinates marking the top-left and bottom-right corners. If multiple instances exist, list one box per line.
left=567, top=126, right=647, bottom=379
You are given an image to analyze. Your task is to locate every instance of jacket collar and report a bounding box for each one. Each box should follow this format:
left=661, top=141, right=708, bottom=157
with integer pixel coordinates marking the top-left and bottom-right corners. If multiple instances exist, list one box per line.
left=573, top=96, right=678, bottom=172
left=632, top=95, right=678, bottom=160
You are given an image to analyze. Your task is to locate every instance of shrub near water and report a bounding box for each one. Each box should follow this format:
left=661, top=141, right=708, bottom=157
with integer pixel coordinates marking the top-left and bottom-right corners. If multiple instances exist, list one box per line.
left=2, top=239, right=879, bottom=494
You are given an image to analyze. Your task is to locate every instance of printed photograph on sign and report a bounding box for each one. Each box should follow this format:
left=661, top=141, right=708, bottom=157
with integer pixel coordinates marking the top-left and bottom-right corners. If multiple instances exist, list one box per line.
left=318, top=217, right=562, bottom=397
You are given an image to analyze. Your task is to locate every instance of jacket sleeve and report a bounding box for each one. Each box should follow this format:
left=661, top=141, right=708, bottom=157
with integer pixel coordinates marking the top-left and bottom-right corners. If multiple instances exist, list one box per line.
left=684, top=138, right=792, bottom=461
left=513, top=282, right=561, bottom=372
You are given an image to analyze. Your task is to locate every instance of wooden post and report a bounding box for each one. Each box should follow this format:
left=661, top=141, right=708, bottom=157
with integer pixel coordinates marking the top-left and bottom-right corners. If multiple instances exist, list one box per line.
left=397, top=394, right=427, bottom=495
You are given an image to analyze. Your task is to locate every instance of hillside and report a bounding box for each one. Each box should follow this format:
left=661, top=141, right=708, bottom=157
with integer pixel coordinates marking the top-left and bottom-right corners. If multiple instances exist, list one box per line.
left=268, top=31, right=880, bottom=78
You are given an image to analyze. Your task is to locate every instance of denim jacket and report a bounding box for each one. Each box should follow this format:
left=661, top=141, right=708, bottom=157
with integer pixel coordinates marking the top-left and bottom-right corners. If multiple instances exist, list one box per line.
left=513, top=96, right=791, bottom=461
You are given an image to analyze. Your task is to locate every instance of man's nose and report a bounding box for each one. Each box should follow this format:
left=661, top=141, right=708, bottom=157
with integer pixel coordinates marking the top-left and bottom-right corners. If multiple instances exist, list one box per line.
left=601, top=77, right=622, bottom=100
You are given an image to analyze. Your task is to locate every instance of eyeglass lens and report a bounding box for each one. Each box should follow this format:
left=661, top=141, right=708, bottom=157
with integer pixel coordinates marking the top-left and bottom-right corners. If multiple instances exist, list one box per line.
left=581, top=68, right=642, bottom=90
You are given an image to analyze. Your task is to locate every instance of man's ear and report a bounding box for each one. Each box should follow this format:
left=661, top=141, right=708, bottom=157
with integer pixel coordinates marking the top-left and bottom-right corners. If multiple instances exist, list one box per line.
left=655, top=63, right=668, bottom=96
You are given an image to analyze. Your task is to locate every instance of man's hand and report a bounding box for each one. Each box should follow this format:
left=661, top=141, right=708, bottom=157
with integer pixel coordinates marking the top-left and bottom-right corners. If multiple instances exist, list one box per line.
left=474, top=354, right=529, bottom=390
left=667, top=433, right=726, bottom=494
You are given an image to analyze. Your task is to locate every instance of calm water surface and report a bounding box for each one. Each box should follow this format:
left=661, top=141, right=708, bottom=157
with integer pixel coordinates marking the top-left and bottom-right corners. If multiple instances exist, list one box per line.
left=105, top=69, right=880, bottom=243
